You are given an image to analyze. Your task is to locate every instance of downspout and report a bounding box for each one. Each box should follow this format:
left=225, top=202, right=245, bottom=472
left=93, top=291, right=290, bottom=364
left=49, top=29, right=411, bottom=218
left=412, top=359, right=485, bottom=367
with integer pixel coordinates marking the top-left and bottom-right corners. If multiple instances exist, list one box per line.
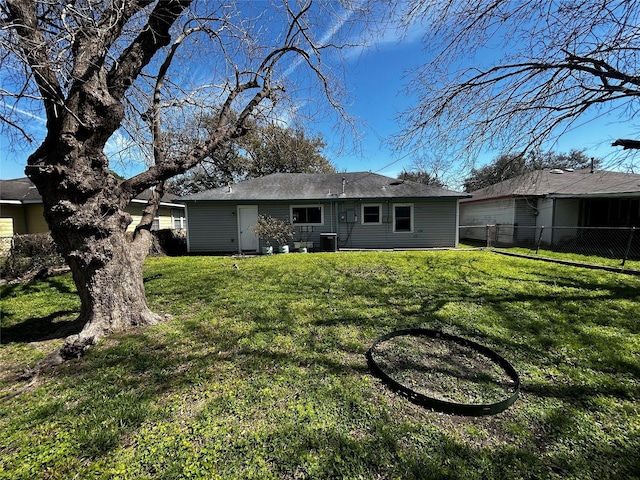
left=185, top=203, right=191, bottom=253
left=236, top=205, right=241, bottom=255
left=455, top=199, right=460, bottom=247
left=551, top=198, right=556, bottom=247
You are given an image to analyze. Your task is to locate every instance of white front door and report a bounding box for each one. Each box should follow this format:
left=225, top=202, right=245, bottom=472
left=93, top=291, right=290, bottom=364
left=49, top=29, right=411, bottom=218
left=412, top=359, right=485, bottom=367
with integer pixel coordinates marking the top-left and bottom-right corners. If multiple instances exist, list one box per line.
left=238, top=205, right=259, bottom=252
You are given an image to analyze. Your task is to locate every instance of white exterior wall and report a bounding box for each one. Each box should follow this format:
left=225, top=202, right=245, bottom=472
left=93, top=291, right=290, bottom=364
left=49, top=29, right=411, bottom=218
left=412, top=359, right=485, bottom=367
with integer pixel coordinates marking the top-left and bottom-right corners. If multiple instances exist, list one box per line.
left=459, top=198, right=515, bottom=241
left=460, top=198, right=515, bottom=225
left=534, top=198, right=582, bottom=246
left=536, top=198, right=554, bottom=244
left=551, top=198, right=581, bottom=245
left=554, top=199, right=580, bottom=227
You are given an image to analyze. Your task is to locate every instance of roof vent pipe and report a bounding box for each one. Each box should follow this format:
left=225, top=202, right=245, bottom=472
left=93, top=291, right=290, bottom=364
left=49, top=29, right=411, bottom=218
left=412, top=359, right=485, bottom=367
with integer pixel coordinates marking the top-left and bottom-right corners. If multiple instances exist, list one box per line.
left=342, top=177, right=346, bottom=195
left=590, top=157, right=595, bottom=173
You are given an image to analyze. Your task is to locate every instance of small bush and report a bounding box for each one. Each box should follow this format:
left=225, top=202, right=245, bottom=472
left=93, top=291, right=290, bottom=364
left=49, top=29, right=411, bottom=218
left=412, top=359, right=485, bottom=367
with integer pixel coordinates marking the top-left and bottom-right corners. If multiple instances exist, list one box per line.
left=1, top=233, right=66, bottom=279
left=151, top=229, right=187, bottom=256
left=253, top=215, right=294, bottom=246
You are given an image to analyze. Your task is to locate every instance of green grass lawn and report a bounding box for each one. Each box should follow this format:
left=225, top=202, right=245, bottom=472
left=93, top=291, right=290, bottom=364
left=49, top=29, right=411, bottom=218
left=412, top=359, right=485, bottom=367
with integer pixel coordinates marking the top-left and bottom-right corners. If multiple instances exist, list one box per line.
left=1, top=250, right=639, bottom=479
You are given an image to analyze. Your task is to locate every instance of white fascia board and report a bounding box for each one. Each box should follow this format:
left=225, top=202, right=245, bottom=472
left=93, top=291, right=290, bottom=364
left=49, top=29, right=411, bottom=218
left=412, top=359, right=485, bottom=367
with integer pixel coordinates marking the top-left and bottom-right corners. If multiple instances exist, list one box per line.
left=129, top=199, right=186, bottom=208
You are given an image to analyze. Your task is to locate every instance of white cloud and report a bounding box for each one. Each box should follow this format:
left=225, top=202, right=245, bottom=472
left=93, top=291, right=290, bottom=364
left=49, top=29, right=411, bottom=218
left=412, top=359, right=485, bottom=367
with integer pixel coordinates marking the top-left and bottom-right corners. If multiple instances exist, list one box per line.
left=0, top=102, right=46, bottom=124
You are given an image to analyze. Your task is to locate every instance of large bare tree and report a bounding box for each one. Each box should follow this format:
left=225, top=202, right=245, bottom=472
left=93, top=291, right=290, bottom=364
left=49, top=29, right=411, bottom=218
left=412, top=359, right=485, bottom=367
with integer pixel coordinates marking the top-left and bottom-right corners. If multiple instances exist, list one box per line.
left=396, top=0, right=640, bottom=166
left=0, top=0, right=359, bottom=364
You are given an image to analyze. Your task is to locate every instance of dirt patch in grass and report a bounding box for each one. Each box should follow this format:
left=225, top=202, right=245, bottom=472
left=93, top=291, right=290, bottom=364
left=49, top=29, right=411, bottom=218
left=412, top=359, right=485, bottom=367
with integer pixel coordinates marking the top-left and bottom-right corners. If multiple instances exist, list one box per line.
left=370, top=334, right=518, bottom=405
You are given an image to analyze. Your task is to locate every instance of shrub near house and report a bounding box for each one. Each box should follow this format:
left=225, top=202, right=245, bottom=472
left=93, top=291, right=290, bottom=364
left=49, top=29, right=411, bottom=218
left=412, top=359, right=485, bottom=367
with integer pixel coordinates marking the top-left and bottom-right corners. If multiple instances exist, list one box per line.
left=253, top=215, right=294, bottom=254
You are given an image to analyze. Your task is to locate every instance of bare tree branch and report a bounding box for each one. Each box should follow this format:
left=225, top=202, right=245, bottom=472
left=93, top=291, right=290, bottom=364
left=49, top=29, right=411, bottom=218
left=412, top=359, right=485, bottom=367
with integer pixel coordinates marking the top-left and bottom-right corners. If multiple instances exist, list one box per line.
left=107, top=0, right=191, bottom=100
left=5, top=0, right=65, bottom=123
left=397, top=0, right=640, bottom=164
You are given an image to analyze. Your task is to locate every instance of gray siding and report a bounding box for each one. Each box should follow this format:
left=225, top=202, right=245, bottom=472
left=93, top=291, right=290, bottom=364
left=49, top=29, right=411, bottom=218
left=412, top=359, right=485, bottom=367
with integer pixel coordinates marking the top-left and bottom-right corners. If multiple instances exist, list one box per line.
left=514, top=198, right=537, bottom=227
left=187, top=203, right=239, bottom=253
left=187, top=198, right=459, bottom=253
left=335, top=199, right=458, bottom=249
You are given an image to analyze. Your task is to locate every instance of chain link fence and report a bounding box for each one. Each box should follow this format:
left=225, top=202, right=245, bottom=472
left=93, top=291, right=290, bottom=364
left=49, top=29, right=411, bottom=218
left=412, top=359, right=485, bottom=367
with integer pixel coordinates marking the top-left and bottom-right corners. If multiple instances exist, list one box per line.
left=460, top=224, right=640, bottom=266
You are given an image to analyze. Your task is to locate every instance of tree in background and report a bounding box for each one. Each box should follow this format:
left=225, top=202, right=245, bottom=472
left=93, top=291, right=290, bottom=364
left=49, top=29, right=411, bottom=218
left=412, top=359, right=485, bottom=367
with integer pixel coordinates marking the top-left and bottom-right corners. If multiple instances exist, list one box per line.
left=463, top=150, right=599, bottom=192
left=396, top=155, right=445, bottom=187
left=396, top=1, right=640, bottom=167
left=397, top=165, right=444, bottom=188
left=242, top=123, right=334, bottom=177
left=0, top=0, right=361, bottom=364
left=397, top=169, right=443, bottom=187
left=170, top=121, right=335, bottom=195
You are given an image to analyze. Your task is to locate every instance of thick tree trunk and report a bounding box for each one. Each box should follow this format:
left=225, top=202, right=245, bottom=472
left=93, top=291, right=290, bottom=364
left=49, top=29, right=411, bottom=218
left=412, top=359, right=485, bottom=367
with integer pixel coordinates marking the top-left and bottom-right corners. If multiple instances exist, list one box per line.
left=6, top=0, right=194, bottom=370
left=58, top=228, right=160, bottom=359
left=29, top=151, right=161, bottom=360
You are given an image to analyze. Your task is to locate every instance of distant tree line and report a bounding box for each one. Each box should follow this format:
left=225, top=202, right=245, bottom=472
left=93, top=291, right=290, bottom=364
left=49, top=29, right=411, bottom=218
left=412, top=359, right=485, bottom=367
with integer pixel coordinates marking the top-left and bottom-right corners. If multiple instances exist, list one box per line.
left=463, top=150, right=599, bottom=192
left=398, top=149, right=599, bottom=192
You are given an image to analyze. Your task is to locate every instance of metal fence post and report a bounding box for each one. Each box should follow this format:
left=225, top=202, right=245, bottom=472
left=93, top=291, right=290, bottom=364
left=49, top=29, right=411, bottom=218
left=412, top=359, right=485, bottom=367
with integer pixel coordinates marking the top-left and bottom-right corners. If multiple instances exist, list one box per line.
left=535, top=226, right=545, bottom=254
left=622, top=226, right=635, bottom=266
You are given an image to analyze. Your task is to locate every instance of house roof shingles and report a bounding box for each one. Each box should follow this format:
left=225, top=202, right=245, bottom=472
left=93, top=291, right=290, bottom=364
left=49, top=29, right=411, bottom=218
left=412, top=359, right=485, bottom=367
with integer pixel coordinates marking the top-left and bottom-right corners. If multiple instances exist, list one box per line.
left=462, top=168, right=640, bottom=203
left=0, top=177, right=184, bottom=206
left=181, top=172, right=468, bottom=202
left=0, top=178, right=43, bottom=203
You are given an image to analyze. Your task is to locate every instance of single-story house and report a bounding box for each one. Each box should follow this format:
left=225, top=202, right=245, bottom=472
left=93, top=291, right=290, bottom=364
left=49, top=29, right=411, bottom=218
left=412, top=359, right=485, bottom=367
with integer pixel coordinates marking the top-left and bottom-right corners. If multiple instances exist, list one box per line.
left=181, top=172, right=469, bottom=254
left=459, top=168, right=640, bottom=247
left=0, top=177, right=186, bottom=238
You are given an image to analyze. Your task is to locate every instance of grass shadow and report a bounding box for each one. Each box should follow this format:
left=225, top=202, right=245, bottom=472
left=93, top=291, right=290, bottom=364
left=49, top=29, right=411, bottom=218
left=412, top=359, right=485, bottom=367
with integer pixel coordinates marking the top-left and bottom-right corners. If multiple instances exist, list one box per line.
left=0, top=310, right=80, bottom=344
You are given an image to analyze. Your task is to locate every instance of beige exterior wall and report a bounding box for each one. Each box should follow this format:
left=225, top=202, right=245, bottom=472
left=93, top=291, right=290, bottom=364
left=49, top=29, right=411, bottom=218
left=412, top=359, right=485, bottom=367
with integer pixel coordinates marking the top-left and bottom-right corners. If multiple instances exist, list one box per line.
left=24, top=204, right=49, bottom=233
left=2, top=202, right=183, bottom=236
left=1, top=203, right=49, bottom=235
left=0, top=217, right=14, bottom=237
left=1, top=204, right=25, bottom=235
left=125, top=205, right=176, bottom=232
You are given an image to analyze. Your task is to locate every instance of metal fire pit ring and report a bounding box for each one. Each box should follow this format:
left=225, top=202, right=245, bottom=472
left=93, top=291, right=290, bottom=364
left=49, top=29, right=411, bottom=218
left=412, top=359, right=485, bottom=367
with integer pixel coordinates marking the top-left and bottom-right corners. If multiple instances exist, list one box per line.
left=366, top=328, right=520, bottom=416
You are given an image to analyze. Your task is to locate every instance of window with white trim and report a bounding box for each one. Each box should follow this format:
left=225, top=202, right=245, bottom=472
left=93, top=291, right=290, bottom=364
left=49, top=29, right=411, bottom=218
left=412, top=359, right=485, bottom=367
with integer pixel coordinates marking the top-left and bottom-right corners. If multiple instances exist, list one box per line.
left=291, top=205, right=323, bottom=225
left=361, top=204, right=382, bottom=225
left=393, top=203, right=413, bottom=233
left=172, top=209, right=186, bottom=230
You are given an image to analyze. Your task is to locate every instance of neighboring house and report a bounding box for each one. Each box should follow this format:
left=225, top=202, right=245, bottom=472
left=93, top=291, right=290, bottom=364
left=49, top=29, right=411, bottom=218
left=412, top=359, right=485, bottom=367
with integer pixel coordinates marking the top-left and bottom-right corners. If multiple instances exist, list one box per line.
left=459, top=168, right=640, bottom=246
left=181, top=172, right=469, bottom=254
left=0, top=177, right=186, bottom=238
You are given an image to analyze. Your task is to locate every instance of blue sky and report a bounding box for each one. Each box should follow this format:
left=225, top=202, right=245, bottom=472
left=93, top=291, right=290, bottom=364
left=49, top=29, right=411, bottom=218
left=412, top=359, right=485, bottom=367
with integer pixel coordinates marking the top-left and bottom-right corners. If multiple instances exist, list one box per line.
left=320, top=36, right=639, bottom=185
left=1, top=10, right=637, bottom=187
